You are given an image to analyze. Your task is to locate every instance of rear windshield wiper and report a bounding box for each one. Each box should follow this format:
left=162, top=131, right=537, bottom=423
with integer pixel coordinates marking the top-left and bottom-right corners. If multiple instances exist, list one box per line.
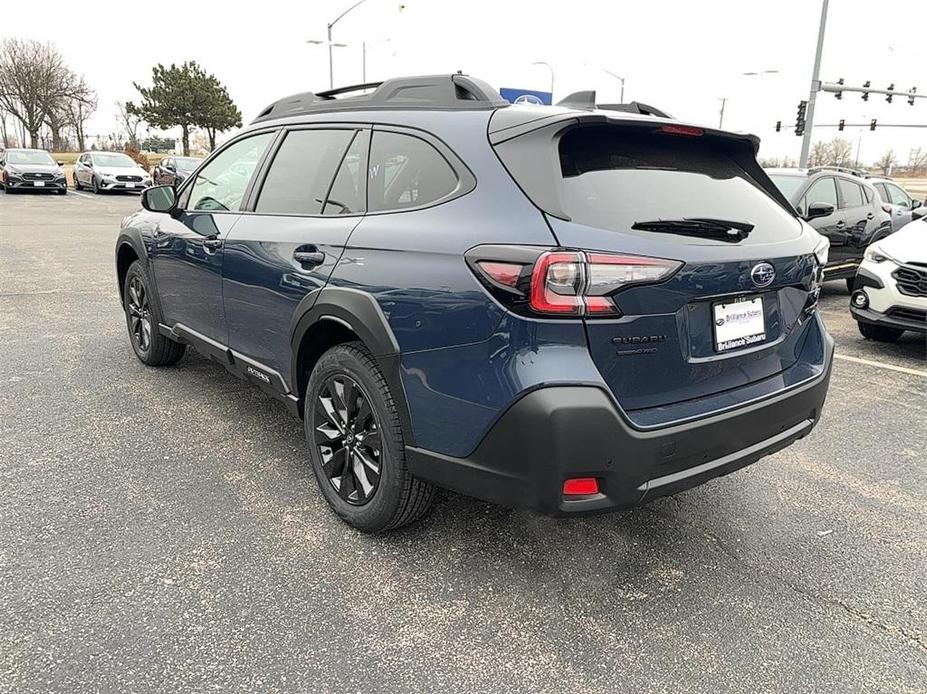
left=632, top=217, right=755, bottom=242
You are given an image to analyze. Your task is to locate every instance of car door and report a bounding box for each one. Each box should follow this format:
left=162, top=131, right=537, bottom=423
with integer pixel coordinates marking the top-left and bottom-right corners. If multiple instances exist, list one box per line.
left=885, top=182, right=914, bottom=230
left=149, top=131, right=276, bottom=344
left=222, top=126, right=367, bottom=380
left=802, top=176, right=850, bottom=261
left=74, top=154, right=88, bottom=186
left=155, top=158, right=168, bottom=185
left=836, top=177, right=873, bottom=259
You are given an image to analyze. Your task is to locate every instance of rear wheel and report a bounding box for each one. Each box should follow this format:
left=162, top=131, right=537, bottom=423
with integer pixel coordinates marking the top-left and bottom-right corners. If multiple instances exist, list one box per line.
left=305, top=342, right=435, bottom=533
left=123, top=260, right=186, bottom=366
left=857, top=321, right=904, bottom=343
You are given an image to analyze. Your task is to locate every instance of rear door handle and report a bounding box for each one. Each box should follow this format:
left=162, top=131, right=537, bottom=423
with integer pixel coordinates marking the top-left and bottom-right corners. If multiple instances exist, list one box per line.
left=867, top=212, right=874, bottom=220
left=294, top=246, right=325, bottom=268
left=835, top=221, right=846, bottom=228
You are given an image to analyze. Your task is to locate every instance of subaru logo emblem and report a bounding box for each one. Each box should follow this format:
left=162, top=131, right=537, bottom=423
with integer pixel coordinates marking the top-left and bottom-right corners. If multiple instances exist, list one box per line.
left=751, top=262, right=775, bottom=288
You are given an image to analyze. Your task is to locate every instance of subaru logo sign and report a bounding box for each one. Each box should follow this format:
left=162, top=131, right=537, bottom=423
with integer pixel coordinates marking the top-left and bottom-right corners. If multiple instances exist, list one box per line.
left=750, top=262, right=776, bottom=288
left=513, top=94, right=543, bottom=106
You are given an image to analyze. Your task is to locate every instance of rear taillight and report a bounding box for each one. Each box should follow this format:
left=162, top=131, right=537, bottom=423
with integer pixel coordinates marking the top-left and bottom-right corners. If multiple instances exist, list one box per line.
left=881, top=203, right=893, bottom=213
left=468, top=247, right=681, bottom=317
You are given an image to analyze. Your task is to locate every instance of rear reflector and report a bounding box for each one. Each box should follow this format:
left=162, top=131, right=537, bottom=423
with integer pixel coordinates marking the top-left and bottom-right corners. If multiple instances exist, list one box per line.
left=562, top=477, right=600, bottom=496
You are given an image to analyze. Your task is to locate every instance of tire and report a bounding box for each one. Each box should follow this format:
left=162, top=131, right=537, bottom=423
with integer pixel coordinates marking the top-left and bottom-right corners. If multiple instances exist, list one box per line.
left=305, top=342, right=435, bottom=533
left=74, top=176, right=82, bottom=191
left=92, top=176, right=100, bottom=194
left=857, top=321, right=904, bottom=343
left=58, top=188, right=67, bottom=195
left=123, top=260, right=186, bottom=366
left=845, top=277, right=855, bottom=293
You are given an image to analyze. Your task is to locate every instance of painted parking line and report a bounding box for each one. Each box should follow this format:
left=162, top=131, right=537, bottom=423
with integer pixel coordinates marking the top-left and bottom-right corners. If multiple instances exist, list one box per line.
left=70, top=191, right=96, bottom=200
left=834, top=352, right=927, bottom=378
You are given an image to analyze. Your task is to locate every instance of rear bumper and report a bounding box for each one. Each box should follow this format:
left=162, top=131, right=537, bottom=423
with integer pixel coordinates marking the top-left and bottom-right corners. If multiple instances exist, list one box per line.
left=407, top=332, right=834, bottom=516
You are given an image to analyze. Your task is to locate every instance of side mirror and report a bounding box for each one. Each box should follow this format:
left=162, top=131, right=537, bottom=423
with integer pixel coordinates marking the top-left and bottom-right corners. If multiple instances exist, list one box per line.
left=56, top=160, right=64, bottom=166
left=805, top=201, right=835, bottom=221
left=913, top=206, right=927, bottom=221
left=85, top=161, right=93, bottom=168
left=141, top=185, right=177, bottom=213
left=912, top=199, right=922, bottom=210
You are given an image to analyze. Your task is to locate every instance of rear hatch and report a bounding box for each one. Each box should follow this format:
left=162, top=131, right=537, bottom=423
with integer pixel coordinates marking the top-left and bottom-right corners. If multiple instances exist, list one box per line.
left=492, top=116, right=821, bottom=424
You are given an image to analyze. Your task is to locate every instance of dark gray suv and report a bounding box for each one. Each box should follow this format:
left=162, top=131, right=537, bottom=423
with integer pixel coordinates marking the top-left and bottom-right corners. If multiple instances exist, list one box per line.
left=767, top=167, right=893, bottom=289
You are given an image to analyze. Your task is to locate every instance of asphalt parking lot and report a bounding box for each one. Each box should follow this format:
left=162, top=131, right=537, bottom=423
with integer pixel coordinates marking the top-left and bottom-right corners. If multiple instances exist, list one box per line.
left=1, top=191, right=925, bottom=694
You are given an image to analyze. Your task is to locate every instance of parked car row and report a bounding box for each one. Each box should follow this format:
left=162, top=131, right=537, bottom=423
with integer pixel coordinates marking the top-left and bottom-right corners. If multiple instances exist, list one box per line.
left=0, top=147, right=204, bottom=195
left=767, top=165, right=925, bottom=291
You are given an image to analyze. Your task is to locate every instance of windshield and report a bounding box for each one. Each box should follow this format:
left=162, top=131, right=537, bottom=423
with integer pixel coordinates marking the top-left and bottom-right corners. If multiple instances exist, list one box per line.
left=555, top=126, right=799, bottom=243
left=768, top=174, right=807, bottom=201
left=7, top=150, right=56, bottom=166
left=93, top=153, right=136, bottom=168
left=176, top=157, right=201, bottom=172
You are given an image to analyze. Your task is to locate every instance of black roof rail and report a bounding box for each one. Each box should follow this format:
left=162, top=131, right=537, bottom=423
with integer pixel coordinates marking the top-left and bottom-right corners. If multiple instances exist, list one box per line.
left=251, top=73, right=509, bottom=123
left=555, top=90, right=672, bottom=119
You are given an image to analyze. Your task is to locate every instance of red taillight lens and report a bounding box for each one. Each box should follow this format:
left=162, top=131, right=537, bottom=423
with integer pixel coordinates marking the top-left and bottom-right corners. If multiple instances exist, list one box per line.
left=881, top=203, right=893, bottom=213
left=528, top=250, right=680, bottom=316
left=563, top=477, right=599, bottom=496
left=529, top=251, right=585, bottom=315
left=477, top=261, right=522, bottom=289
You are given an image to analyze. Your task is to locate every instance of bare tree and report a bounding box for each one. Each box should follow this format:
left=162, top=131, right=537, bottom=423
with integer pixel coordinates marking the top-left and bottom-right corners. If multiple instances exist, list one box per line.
left=0, top=38, right=81, bottom=148
left=829, top=138, right=853, bottom=167
left=907, top=147, right=927, bottom=176
left=875, top=149, right=897, bottom=176
left=116, top=100, right=143, bottom=148
left=63, top=78, right=96, bottom=152
left=809, top=141, right=830, bottom=167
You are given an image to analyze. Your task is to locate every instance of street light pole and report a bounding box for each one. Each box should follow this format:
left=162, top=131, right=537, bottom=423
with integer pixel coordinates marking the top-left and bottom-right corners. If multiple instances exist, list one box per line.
left=799, top=0, right=830, bottom=168
left=325, top=0, right=369, bottom=89
left=531, top=61, right=555, bottom=101
left=601, top=69, right=626, bottom=104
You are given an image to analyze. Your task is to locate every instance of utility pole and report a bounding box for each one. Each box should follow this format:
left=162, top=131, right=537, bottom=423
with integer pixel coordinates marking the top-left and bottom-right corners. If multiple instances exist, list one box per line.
left=799, top=0, right=830, bottom=168
left=718, top=98, right=727, bottom=128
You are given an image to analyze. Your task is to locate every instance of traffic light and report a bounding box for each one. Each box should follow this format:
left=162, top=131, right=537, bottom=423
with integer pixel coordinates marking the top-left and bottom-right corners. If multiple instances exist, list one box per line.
left=835, top=78, right=844, bottom=100
left=838, top=119, right=845, bottom=131
left=886, top=83, right=894, bottom=103
left=795, top=100, right=808, bottom=136
left=861, top=80, right=870, bottom=101
left=909, top=87, right=917, bottom=106
left=870, top=119, right=877, bottom=131
left=775, top=120, right=781, bottom=132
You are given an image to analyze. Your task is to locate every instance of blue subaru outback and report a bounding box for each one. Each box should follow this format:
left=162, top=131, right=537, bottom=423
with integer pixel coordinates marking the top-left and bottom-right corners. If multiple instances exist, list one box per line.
left=115, top=74, right=834, bottom=532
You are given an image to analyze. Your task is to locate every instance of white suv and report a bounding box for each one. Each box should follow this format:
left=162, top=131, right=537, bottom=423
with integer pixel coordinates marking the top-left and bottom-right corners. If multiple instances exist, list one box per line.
left=850, top=217, right=927, bottom=341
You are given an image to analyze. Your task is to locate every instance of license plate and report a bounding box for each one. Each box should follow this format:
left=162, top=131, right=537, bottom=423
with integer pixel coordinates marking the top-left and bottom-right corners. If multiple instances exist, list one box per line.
left=33, top=181, right=45, bottom=187
left=125, top=182, right=136, bottom=188
left=713, top=296, right=766, bottom=352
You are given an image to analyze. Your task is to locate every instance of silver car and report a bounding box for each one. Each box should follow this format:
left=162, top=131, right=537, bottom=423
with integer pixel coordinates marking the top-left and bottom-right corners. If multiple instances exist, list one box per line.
left=73, top=151, right=153, bottom=193
left=867, top=177, right=925, bottom=230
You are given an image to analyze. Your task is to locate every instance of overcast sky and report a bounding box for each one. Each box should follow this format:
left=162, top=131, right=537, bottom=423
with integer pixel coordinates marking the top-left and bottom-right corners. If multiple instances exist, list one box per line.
left=5, top=0, right=926, bottom=164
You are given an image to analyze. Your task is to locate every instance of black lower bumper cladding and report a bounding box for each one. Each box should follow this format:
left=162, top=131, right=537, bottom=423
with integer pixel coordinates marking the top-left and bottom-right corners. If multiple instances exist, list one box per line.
left=407, top=339, right=834, bottom=516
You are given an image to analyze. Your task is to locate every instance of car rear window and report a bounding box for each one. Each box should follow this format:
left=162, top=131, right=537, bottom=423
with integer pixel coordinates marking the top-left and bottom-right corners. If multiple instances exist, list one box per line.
left=556, top=127, right=799, bottom=242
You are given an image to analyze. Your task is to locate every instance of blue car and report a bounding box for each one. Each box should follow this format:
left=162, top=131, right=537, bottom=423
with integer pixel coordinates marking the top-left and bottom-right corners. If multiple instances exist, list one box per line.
left=115, top=74, right=834, bottom=532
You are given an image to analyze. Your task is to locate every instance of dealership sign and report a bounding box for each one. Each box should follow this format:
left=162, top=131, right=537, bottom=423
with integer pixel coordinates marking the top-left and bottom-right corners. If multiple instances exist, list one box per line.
left=499, top=88, right=552, bottom=106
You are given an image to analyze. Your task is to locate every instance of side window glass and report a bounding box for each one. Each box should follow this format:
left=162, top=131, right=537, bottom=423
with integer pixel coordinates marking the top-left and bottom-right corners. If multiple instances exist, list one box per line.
left=186, top=132, right=274, bottom=212
left=836, top=178, right=863, bottom=209
left=367, top=131, right=458, bottom=212
left=888, top=185, right=910, bottom=208
left=323, top=131, right=367, bottom=216
left=806, top=177, right=837, bottom=208
left=796, top=196, right=807, bottom=217
left=255, top=129, right=353, bottom=215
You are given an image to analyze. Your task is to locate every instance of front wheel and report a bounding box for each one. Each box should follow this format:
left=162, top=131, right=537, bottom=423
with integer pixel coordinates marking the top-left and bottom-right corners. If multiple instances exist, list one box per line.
left=857, top=321, right=904, bottom=343
left=92, top=176, right=101, bottom=194
left=123, top=260, right=186, bottom=366
left=305, top=342, right=435, bottom=533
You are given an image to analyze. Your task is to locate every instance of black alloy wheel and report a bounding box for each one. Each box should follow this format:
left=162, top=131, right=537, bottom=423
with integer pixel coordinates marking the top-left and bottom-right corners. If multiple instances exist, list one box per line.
left=126, top=275, right=152, bottom=354
left=313, top=374, right=382, bottom=505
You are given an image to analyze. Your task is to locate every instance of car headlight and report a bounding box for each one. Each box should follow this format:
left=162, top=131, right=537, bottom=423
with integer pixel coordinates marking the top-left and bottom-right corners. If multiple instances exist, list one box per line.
left=864, top=245, right=895, bottom=264
left=813, top=236, right=830, bottom=266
